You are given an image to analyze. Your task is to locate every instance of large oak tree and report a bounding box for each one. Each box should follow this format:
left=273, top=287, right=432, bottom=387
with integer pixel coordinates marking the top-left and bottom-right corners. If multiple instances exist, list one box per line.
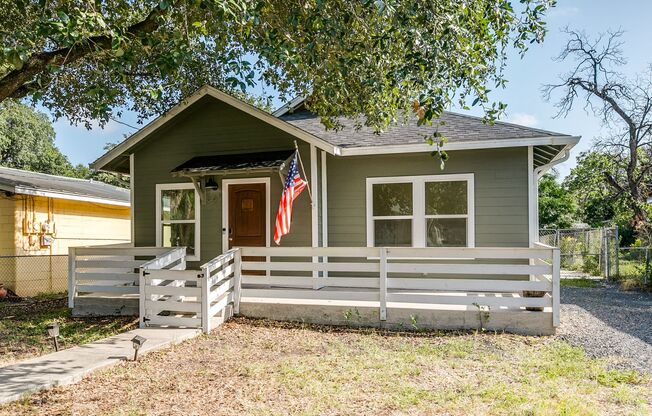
left=1, top=0, right=554, bottom=131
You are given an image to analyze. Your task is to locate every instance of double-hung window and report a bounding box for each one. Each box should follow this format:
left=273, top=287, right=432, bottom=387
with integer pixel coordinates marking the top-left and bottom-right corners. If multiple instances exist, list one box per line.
left=366, top=174, right=474, bottom=248
left=156, top=183, right=200, bottom=261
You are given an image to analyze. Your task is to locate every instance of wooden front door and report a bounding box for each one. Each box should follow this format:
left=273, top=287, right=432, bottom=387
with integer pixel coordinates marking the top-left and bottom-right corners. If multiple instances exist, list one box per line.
left=228, top=183, right=266, bottom=249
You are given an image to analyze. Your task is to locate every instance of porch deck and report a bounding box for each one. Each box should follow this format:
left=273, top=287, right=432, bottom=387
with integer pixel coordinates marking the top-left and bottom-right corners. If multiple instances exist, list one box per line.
left=68, top=244, right=560, bottom=335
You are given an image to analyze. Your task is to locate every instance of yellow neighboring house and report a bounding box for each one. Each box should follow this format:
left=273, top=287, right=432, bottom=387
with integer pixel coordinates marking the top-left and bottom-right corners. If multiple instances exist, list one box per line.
left=0, top=167, right=131, bottom=296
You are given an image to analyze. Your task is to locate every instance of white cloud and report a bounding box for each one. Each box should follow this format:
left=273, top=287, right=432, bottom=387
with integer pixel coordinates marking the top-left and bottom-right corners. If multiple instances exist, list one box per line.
left=507, top=113, right=539, bottom=127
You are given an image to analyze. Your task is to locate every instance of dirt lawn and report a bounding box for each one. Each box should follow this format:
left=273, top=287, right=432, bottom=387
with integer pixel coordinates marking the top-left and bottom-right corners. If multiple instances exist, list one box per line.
left=0, top=295, right=138, bottom=365
left=3, top=318, right=650, bottom=416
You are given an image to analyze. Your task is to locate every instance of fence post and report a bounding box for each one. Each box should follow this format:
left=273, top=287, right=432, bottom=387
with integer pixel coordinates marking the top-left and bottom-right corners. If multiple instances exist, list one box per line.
left=379, top=247, right=387, bottom=321
left=67, top=247, right=76, bottom=308
left=139, top=266, right=146, bottom=329
left=614, top=226, right=620, bottom=278
left=233, top=248, right=242, bottom=315
left=552, top=248, right=560, bottom=327
left=200, top=266, right=210, bottom=333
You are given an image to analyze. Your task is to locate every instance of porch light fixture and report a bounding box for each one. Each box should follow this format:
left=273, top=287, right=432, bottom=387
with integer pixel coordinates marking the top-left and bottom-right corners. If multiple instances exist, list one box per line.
left=131, top=335, right=147, bottom=361
left=46, top=323, right=60, bottom=352
left=204, top=176, right=219, bottom=191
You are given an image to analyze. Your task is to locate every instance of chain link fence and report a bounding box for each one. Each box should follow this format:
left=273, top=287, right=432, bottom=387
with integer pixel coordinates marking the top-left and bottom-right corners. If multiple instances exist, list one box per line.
left=0, top=255, right=68, bottom=297
left=539, top=227, right=619, bottom=278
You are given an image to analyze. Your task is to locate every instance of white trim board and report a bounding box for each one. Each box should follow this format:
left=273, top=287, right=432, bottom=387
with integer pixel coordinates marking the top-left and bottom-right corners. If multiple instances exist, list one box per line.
left=221, top=177, right=271, bottom=254
left=341, top=135, right=580, bottom=156
left=129, top=154, right=135, bottom=244
left=155, top=182, right=201, bottom=261
left=366, top=173, right=475, bottom=249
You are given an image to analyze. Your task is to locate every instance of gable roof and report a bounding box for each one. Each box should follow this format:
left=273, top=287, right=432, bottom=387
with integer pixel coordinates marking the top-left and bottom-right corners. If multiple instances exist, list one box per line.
left=0, top=167, right=130, bottom=206
left=92, top=86, right=580, bottom=172
left=91, top=86, right=341, bottom=172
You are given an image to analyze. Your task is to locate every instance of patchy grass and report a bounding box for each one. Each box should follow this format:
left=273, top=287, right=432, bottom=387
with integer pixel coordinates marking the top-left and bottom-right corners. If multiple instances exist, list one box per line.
left=3, top=318, right=650, bottom=415
left=0, top=295, right=137, bottom=365
left=560, top=278, right=601, bottom=288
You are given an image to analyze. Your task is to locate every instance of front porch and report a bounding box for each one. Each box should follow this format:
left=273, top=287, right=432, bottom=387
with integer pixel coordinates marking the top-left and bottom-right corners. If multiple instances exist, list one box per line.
left=68, top=243, right=560, bottom=335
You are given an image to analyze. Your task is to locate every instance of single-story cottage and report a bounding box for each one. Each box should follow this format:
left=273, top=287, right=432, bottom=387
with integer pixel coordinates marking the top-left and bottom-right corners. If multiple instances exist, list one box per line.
left=0, top=167, right=130, bottom=295
left=73, top=86, right=578, bottom=334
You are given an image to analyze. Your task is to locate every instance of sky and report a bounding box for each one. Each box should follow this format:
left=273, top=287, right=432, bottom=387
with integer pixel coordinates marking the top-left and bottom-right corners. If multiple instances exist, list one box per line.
left=49, top=0, right=652, bottom=178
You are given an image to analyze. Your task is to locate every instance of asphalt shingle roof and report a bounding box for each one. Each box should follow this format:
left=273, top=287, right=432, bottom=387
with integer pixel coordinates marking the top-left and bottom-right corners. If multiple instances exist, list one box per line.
left=0, top=167, right=130, bottom=205
left=279, top=110, right=569, bottom=148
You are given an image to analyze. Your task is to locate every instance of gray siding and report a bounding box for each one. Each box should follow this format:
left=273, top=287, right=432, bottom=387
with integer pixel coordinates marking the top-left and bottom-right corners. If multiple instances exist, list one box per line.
left=326, top=148, right=529, bottom=247
left=132, top=96, right=313, bottom=265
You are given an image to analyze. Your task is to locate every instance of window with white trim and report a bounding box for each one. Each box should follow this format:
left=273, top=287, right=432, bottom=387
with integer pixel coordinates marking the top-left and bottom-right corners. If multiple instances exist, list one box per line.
left=156, top=183, right=200, bottom=260
left=366, top=174, right=474, bottom=248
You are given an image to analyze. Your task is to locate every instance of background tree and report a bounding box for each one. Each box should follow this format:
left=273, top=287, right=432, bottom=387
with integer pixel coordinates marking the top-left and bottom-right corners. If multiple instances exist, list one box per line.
left=538, top=171, right=576, bottom=229
left=564, top=151, right=639, bottom=245
left=73, top=143, right=130, bottom=188
left=0, top=100, right=129, bottom=187
left=0, top=99, right=76, bottom=175
left=544, top=29, right=652, bottom=239
left=1, top=0, right=554, bottom=134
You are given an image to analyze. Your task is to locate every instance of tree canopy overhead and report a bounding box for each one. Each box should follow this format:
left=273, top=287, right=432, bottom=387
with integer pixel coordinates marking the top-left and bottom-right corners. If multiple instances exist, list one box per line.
left=1, top=0, right=554, bottom=130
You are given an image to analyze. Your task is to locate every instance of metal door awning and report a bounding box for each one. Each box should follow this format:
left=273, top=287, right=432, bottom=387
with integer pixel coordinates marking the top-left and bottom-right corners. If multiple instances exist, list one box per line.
left=171, top=150, right=294, bottom=202
left=171, top=150, right=294, bottom=177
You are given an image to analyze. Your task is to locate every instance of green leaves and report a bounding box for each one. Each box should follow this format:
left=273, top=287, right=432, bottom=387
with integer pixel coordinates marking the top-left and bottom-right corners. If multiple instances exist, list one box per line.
left=0, top=0, right=553, bottom=131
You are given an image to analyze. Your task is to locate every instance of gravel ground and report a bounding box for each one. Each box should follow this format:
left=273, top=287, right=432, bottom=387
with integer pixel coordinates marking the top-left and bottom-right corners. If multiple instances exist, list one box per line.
left=558, top=282, right=652, bottom=374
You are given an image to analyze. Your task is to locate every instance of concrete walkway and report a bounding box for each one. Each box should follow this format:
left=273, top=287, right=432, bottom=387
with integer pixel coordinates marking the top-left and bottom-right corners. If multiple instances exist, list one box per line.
left=0, top=327, right=200, bottom=404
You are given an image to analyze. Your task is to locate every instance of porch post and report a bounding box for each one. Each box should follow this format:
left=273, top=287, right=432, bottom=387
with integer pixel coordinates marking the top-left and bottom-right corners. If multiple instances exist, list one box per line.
left=233, top=248, right=242, bottom=315
left=200, top=265, right=210, bottom=333
left=138, top=266, right=146, bottom=329
left=379, top=247, right=387, bottom=321
left=552, top=248, right=560, bottom=327
left=67, top=247, right=76, bottom=308
left=310, top=144, right=319, bottom=285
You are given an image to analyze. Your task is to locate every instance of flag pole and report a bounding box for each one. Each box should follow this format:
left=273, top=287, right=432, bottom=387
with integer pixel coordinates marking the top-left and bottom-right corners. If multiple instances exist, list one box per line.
left=294, top=141, right=313, bottom=202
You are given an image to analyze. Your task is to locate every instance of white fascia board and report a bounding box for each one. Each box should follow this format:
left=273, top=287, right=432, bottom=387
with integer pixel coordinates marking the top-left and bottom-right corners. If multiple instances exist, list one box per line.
left=339, top=135, right=581, bottom=156
left=13, top=186, right=130, bottom=207
left=272, top=96, right=306, bottom=117
left=92, top=87, right=338, bottom=171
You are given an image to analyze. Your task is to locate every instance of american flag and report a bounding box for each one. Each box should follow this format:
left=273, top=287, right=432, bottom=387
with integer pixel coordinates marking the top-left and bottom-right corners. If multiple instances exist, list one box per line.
left=274, top=151, right=308, bottom=244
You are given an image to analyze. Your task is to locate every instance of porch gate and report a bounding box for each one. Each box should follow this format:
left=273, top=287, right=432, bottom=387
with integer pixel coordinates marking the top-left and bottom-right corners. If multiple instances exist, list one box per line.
left=139, top=248, right=240, bottom=333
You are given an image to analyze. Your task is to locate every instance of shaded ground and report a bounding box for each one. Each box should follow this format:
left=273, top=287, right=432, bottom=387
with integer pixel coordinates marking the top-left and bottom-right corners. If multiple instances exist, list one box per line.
left=0, top=295, right=138, bottom=366
left=558, top=282, right=652, bottom=374
left=2, top=318, right=649, bottom=416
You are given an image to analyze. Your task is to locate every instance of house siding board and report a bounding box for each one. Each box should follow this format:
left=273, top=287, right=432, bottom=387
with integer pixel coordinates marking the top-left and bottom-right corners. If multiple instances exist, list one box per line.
left=132, top=97, right=313, bottom=265
left=326, top=147, right=529, bottom=248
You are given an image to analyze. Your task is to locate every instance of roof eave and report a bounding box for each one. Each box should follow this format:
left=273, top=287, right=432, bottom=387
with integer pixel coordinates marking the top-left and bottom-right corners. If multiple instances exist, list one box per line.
left=12, top=186, right=130, bottom=207
left=338, top=135, right=581, bottom=156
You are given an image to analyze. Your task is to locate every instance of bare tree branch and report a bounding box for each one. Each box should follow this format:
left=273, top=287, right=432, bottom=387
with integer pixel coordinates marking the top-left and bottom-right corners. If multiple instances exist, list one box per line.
left=544, top=28, right=652, bottom=236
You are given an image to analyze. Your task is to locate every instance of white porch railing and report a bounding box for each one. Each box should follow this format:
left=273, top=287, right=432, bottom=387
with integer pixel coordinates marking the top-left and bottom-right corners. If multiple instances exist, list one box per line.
left=70, top=244, right=561, bottom=331
left=68, top=245, right=176, bottom=308
left=239, top=245, right=561, bottom=327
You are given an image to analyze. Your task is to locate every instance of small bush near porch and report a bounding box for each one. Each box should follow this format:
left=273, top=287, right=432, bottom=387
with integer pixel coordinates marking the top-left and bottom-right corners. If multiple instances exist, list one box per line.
left=4, top=318, right=649, bottom=415
left=0, top=294, right=137, bottom=365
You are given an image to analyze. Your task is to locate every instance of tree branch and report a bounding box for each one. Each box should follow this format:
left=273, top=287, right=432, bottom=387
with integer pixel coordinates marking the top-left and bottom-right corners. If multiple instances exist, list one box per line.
left=0, top=6, right=167, bottom=101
